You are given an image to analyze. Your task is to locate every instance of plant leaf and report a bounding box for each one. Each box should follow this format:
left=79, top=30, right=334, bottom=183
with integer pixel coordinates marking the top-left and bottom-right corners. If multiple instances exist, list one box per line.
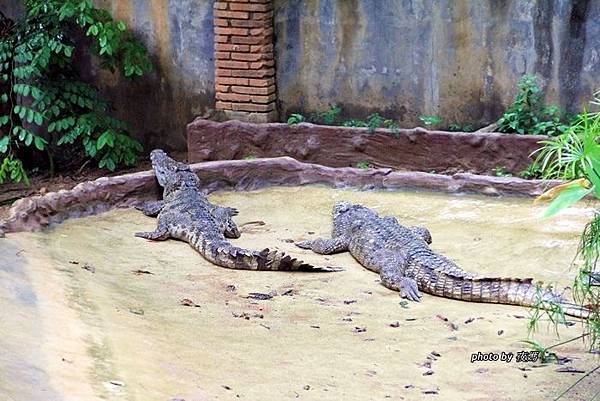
left=0, top=136, right=8, bottom=153
left=33, top=136, right=47, bottom=151
left=542, top=182, right=593, bottom=218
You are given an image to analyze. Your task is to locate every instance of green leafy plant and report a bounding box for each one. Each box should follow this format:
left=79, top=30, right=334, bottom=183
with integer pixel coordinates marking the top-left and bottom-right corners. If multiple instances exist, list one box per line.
left=448, top=123, right=473, bottom=132
left=527, top=283, right=568, bottom=337
left=491, top=166, right=512, bottom=177
left=365, top=113, right=384, bottom=132
left=355, top=162, right=370, bottom=169
left=311, top=105, right=341, bottom=126
left=519, top=162, right=543, bottom=179
left=532, top=98, right=600, bottom=351
left=286, top=113, right=305, bottom=126
left=497, top=75, right=569, bottom=136
left=341, top=119, right=367, bottom=128
left=533, top=112, right=599, bottom=180
left=286, top=107, right=402, bottom=137
left=341, top=113, right=397, bottom=133
left=383, top=119, right=400, bottom=136
left=519, top=339, right=558, bottom=364
left=418, top=115, right=443, bottom=128
left=0, top=0, right=151, bottom=184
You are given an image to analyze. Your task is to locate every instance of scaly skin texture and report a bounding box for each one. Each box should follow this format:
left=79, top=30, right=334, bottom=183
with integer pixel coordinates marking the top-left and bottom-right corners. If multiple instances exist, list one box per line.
left=297, top=201, right=589, bottom=317
left=135, top=150, right=339, bottom=272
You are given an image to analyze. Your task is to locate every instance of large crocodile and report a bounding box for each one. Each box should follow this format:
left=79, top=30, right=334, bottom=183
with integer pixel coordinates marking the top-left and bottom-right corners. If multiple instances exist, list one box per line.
left=135, top=150, right=338, bottom=272
left=296, top=201, right=589, bottom=317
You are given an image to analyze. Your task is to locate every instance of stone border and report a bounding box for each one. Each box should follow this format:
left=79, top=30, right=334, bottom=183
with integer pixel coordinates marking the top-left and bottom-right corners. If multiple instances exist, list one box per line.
left=187, top=118, right=547, bottom=175
left=0, top=157, right=560, bottom=236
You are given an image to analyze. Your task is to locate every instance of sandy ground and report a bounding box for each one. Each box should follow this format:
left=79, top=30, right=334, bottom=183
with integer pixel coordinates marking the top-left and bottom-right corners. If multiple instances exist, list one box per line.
left=1, top=186, right=599, bottom=401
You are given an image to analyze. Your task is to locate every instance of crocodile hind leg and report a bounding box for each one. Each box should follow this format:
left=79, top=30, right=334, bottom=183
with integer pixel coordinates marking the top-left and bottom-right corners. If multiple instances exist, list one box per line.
left=380, top=265, right=422, bottom=301
left=135, top=201, right=164, bottom=217
left=134, top=220, right=170, bottom=240
left=212, top=206, right=241, bottom=239
left=409, top=226, right=432, bottom=244
left=295, top=235, right=350, bottom=254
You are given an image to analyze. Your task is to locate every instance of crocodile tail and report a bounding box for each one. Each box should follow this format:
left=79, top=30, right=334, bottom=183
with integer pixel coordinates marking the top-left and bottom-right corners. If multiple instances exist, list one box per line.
left=416, top=270, right=589, bottom=318
left=190, top=235, right=339, bottom=272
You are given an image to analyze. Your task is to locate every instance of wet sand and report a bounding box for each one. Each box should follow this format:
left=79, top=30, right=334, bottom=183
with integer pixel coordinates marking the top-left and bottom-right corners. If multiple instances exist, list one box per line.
left=1, top=186, right=599, bottom=400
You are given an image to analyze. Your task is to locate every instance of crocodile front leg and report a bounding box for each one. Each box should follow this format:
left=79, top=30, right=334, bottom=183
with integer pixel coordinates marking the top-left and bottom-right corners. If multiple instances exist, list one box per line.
left=295, top=235, right=350, bottom=254
left=135, top=201, right=165, bottom=217
left=134, top=219, right=169, bottom=240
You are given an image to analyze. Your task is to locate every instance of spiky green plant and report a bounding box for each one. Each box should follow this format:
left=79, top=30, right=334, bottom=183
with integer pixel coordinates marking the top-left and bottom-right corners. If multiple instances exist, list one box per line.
left=532, top=97, right=600, bottom=351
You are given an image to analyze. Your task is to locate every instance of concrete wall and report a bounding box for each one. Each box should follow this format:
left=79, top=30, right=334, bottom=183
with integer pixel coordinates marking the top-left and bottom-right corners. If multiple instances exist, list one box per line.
left=274, top=0, right=600, bottom=128
left=84, top=0, right=215, bottom=151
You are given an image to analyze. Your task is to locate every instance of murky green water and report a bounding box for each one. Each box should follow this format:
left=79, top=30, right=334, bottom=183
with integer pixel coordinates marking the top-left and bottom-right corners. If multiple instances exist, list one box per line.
left=1, top=186, right=598, bottom=400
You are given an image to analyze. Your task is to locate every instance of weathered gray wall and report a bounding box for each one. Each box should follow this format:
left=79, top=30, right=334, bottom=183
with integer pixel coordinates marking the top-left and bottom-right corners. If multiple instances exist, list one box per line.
left=274, top=0, right=600, bottom=128
left=84, top=0, right=214, bottom=151
left=2, top=0, right=599, bottom=151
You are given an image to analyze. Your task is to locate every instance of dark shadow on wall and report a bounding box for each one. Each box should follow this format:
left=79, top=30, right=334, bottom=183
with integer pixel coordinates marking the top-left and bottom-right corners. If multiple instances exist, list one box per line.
left=558, top=0, right=591, bottom=114
left=84, top=0, right=216, bottom=152
left=2, top=0, right=216, bottom=153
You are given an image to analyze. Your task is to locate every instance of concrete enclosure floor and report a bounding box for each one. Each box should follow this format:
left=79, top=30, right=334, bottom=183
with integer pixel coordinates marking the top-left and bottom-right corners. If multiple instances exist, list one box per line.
left=1, top=186, right=599, bottom=401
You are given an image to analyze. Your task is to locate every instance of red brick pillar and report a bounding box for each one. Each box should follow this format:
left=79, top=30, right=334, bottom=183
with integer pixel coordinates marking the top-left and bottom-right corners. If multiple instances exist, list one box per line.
left=213, top=0, right=277, bottom=123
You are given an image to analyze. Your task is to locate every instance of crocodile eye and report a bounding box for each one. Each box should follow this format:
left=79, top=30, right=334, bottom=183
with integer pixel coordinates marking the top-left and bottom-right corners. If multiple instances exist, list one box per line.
left=334, top=201, right=351, bottom=214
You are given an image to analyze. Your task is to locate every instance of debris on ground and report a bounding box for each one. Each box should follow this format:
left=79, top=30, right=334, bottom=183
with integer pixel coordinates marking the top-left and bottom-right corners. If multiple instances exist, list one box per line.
left=131, top=269, right=153, bottom=275
left=232, top=312, right=264, bottom=320
left=555, top=367, right=585, bottom=373
left=246, top=292, right=276, bottom=300
left=436, top=314, right=458, bottom=330
left=81, top=263, right=95, bottom=273
left=179, top=298, right=200, bottom=308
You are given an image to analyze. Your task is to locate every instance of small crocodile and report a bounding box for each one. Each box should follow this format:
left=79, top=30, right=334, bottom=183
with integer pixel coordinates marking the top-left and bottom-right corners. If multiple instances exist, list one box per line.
left=296, top=201, right=589, bottom=317
left=135, top=150, right=338, bottom=272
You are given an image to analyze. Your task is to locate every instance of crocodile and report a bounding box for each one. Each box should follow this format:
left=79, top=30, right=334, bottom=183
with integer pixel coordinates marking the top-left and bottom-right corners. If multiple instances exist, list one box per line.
left=296, top=201, right=589, bottom=317
left=135, top=149, right=338, bottom=272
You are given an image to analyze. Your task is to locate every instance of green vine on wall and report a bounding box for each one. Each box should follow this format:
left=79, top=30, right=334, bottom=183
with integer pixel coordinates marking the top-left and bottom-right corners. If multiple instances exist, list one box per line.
left=0, top=0, right=152, bottom=184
